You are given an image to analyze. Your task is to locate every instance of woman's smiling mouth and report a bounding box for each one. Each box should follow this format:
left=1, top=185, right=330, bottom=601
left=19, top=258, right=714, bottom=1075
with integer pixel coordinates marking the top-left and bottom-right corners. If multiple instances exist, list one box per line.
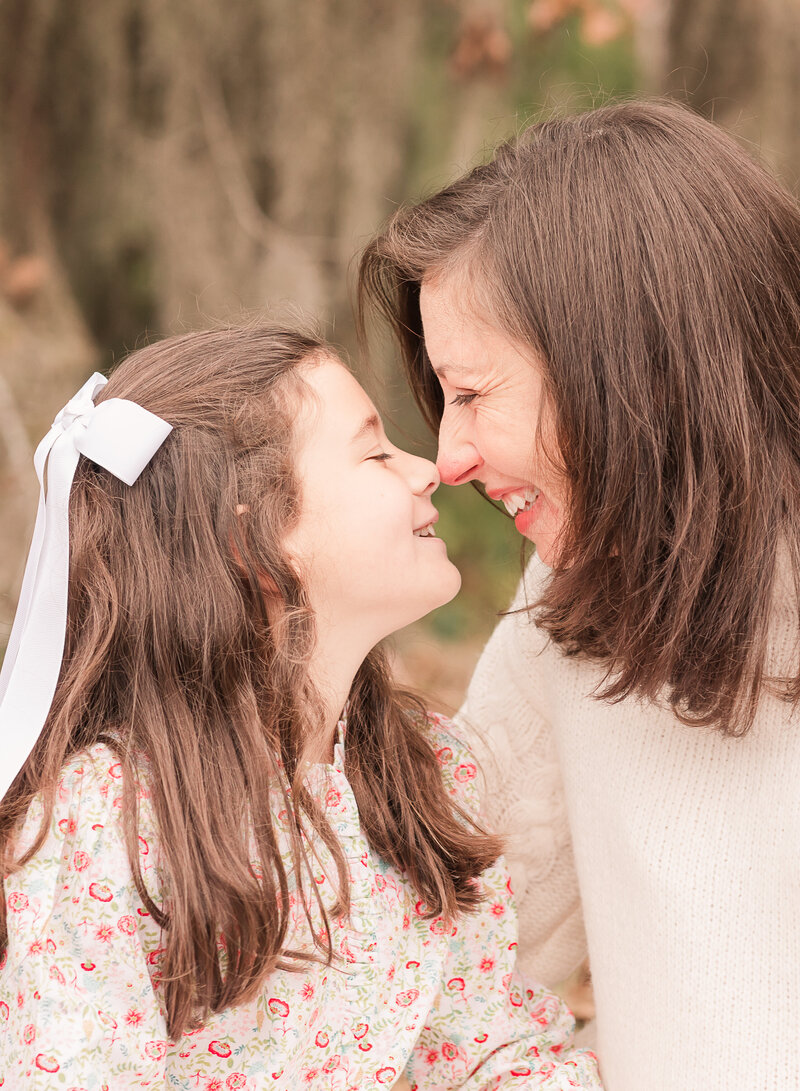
left=500, top=487, right=541, bottom=517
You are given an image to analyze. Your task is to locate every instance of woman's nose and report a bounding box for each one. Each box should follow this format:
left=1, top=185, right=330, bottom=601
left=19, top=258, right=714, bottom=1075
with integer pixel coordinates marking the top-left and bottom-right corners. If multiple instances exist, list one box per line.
left=436, top=420, right=484, bottom=486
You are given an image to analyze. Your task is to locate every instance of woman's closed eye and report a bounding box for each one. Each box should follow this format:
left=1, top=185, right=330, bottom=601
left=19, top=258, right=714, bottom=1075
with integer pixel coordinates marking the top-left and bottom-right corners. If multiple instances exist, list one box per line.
left=451, top=392, right=479, bottom=407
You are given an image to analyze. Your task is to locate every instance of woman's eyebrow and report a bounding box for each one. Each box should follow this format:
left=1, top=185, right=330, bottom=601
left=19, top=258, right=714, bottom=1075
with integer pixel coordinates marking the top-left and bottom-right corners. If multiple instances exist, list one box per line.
left=431, top=362, right=473, bottom=380
left=350, top=413, right=382, bottom=444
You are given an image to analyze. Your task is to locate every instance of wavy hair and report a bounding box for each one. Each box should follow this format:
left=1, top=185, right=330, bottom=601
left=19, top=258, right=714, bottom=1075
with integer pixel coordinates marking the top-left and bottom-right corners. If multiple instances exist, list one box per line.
left=359, top=99, right=800, bottom=737
left=0, top=325, right=501, bottom=1037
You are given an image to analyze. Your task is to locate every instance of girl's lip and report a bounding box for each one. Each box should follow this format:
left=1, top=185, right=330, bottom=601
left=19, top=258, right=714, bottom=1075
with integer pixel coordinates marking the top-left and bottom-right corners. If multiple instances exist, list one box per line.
left=413, top=512, right=439, bottom=533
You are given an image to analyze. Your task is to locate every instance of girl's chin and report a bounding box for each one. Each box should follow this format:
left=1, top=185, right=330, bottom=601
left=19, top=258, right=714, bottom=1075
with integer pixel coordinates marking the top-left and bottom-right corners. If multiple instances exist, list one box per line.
left=419, top=567, right=462, bottom=618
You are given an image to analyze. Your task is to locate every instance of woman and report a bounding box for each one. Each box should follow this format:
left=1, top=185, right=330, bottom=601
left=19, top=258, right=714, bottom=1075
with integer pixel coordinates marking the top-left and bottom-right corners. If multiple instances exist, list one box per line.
left=359, top=100, right=800, bottom=1089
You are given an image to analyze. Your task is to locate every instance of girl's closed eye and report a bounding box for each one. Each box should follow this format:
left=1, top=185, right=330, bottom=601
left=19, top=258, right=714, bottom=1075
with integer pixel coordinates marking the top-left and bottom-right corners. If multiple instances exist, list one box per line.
left=367, top=451, right=394, bottom=463
left=451, top=392, right=480, bottom=407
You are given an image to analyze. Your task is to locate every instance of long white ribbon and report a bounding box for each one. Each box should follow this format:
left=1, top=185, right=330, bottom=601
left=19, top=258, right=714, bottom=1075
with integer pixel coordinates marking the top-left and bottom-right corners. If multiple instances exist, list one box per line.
left=0, top=372, right=172, bottom=802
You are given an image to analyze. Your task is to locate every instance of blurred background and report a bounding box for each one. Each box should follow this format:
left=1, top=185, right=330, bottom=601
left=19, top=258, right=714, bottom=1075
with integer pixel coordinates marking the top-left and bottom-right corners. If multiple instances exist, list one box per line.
left=2, top=0, right=799, bottom=708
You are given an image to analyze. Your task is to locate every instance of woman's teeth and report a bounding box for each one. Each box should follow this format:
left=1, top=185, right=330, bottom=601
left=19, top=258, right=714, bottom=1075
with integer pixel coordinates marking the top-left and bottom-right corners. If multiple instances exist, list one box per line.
left=502, top=488, right=540, bottom=517
left=414, top=522, right=437, bottom=537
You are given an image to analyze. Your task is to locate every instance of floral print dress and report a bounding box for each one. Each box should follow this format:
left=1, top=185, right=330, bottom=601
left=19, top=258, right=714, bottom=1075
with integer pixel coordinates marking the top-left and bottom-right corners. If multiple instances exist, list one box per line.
left=0, top=715, right=601, bottom=1089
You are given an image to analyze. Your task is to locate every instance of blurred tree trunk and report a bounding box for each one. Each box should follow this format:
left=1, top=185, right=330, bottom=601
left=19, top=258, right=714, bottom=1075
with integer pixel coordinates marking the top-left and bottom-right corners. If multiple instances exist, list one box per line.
left=636, top=0, right=800, bottom=186
left=0, top=0, right=424, bottom=635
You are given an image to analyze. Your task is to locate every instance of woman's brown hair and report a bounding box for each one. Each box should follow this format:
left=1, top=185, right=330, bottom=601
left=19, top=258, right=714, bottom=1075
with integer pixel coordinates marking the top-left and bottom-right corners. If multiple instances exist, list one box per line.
left=359, top=99, right=800, bottom=738
left=0, top=325, right=500, bottom=1038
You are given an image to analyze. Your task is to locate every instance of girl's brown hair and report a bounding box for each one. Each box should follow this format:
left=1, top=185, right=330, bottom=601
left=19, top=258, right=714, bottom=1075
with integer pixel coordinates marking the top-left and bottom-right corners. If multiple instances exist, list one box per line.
left=0, top=325, right=500, bottom=1037
left=359, top=99, right=800, bottom=738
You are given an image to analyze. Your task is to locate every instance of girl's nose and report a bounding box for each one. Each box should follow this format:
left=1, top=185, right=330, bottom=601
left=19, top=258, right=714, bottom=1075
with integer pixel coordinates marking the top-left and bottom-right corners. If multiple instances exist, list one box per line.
left=414, top=455, right=440, bottom=496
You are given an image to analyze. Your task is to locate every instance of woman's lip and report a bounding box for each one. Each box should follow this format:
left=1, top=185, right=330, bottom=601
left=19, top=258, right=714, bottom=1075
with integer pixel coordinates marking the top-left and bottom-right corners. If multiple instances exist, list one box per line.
left=513, top=495, right=542, bottom=536
left=487, top=485, right=537, bottom=502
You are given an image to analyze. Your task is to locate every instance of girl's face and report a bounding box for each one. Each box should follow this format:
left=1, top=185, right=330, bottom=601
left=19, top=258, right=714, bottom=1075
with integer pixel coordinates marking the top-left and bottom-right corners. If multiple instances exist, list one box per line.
left=285, top=356, right=461, bottom=647
left=419, top=274, right=568, bottom=566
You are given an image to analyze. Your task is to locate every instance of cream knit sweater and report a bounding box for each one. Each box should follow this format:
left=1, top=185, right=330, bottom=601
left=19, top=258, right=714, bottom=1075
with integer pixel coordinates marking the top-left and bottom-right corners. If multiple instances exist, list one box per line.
left=457, top=553, right=800, bottom=1091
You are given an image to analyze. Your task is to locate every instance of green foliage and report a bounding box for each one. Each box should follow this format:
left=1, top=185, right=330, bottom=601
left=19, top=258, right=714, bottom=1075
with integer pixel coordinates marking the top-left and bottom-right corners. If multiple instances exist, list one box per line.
left=509, top=2, right=639, bottom=115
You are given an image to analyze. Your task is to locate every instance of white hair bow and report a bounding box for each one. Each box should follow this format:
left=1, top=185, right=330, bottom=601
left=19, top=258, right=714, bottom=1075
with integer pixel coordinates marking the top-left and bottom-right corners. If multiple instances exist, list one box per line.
left=0, top=372, right=172, bottom=802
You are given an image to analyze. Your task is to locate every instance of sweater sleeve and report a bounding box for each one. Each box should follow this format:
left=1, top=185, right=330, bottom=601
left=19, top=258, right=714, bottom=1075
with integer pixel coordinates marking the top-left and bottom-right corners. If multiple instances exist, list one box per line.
left=455, top=557, right=588, bottom=988
left=404, top=721, right=601, bottom=1090
left=0, top=746, right=169, bottom=1088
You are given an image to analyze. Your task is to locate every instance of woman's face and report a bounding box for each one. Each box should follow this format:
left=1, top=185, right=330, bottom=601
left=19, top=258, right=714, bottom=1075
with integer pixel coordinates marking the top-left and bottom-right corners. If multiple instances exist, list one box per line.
left=420, top=274, right=568, bottom=566
left=285, top=356, right=461, bottom=649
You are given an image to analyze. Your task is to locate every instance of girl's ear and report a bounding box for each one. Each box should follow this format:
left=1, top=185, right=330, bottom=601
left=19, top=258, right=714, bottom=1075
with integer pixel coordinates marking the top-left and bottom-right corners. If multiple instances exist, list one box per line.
left=231, top=505, right=280, bottom=596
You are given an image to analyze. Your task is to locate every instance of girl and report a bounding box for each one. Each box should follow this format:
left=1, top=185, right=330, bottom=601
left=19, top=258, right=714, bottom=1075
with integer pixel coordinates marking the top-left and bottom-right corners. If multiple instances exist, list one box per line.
left=0, top=326, right=601, bottom=1089
left=358, top=99, right=800, bottom=1089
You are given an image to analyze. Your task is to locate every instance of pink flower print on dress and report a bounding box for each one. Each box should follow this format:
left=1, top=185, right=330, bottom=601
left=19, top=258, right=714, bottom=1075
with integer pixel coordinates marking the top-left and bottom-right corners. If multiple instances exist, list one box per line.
left=375, top=1066, right=397, bottom=1083
left=72, top=850, right=90, bottom=871
left=208, top=1041, right=232, bottom=1058
left=429, top=917, right=457, bottom=937
left=89, top=882, right=113, bottom=902
left=453, top=763, right=476, bottom=783
left=34, top=1054, right=60, bottom=1073
left=446, top=976, right=473, bottom=1006
left=7, top=891, right=28, bottom=912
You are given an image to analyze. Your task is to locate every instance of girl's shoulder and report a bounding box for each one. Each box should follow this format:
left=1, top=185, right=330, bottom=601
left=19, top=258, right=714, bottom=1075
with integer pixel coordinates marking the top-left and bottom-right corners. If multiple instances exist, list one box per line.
left=15, top=742, right=153, bottom=862
left=421, top=711, right=482, bottom=809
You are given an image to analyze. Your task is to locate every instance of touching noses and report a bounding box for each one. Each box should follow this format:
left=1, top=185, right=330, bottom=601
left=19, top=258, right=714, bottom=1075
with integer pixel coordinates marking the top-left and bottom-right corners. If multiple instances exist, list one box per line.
left=404, top=450, right=440, bottom=497
left=436, top=409, right=483, bottom=486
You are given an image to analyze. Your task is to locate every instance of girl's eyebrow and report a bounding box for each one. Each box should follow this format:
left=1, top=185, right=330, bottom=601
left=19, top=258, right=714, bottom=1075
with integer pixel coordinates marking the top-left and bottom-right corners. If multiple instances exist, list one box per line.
left=350, top=413, right=382, bottom=444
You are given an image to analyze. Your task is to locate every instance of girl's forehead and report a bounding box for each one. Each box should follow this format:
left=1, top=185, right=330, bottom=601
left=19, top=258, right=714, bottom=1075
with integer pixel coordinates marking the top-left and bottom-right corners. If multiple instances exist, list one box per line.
left=293, top=358, right=379, bottom=449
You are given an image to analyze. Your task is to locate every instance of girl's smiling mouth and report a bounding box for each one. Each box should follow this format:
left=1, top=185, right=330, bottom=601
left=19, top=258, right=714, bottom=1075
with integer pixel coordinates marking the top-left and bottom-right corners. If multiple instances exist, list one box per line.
left=413, top=512, right=440, bottom=538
